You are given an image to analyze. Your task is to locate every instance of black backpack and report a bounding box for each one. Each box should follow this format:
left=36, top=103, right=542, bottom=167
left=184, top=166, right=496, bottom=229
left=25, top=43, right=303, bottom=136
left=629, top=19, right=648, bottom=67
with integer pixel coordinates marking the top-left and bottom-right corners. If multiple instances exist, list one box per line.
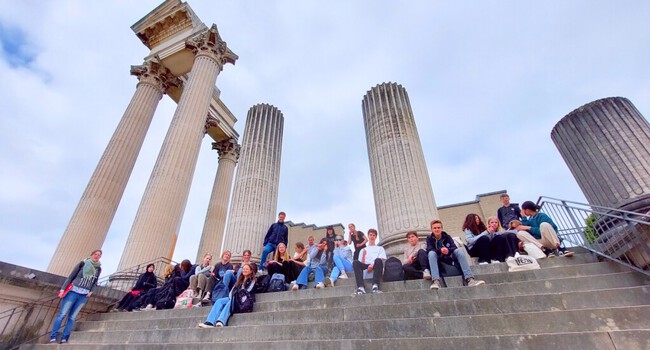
left=382, top=256, right=405, bottom=282
left=253, top=274, right=270, bottom=294
left=231, top=287, right=255, bottom=313
left=267, top=273, right=287, bottom=292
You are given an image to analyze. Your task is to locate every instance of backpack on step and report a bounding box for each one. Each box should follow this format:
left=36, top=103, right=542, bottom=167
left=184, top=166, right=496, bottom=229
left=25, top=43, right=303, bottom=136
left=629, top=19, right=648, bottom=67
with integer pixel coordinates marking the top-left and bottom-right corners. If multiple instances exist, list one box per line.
left=267, top=273, right=287, bottom=292
left=253, top=274, right=270, bottom=294
left=231, top=287, right=255, bottom=314
left=382, top=256, right=405, bottom=282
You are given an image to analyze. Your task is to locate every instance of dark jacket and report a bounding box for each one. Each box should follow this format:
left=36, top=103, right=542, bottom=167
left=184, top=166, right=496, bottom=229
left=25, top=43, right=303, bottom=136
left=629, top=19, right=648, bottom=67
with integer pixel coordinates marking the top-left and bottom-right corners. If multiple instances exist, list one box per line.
left=263, top=221, right=288, bottom=246
left=62, top=260, right=101, bottom=293
left=426, top=231, right=457, bottom=264
left=498, top=203, right=522, bottom=228
left=133, top=272, right=157, bottom=291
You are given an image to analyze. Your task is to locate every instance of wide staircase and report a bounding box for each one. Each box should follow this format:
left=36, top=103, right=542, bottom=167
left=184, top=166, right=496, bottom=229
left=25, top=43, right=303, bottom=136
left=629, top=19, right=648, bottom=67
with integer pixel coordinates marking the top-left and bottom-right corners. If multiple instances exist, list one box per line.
left=28, top=248, right=650, bottom=350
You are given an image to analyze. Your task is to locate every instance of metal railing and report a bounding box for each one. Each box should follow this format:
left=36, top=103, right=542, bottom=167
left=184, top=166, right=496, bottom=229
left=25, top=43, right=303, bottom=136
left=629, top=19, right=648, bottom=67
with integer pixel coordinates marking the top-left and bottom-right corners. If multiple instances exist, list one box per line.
left=0, top=257, right=177, bottom=350
left=537, top=196, right=650, bottom=276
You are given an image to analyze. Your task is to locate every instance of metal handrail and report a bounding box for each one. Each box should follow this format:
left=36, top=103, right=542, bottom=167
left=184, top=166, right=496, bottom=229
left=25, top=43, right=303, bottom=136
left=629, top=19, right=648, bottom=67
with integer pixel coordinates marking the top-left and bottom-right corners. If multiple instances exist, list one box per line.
left=0, top=257, right=177, bottom=350
left=536, top=196, right=650, bottom=277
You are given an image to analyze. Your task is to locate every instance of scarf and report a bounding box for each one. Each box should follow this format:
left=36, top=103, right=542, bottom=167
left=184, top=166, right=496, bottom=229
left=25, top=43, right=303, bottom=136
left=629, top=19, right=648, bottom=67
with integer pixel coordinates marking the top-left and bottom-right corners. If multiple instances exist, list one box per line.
left=83, top=258, right=101, bottom=278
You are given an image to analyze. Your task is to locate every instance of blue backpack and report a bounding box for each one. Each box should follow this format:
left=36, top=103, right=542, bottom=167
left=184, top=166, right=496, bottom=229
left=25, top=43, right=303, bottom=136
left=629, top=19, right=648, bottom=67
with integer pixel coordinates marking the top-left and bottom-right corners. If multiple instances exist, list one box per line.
left=267, top=273, right=287, bottom=292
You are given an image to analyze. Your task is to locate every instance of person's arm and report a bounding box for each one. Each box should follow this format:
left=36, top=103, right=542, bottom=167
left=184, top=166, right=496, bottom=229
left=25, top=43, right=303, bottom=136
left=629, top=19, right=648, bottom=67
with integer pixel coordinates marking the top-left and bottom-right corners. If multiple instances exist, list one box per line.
left=445, top=236, right=458, bottom=255
left=464, top=229, right=486, bottom=247
left=282, top=226, right=289, bottom=246
left=59, top=262, right=83, bottom=297
left=358, top=234, right=368, bottom=247
left=262, top=224, right=274, bottom=246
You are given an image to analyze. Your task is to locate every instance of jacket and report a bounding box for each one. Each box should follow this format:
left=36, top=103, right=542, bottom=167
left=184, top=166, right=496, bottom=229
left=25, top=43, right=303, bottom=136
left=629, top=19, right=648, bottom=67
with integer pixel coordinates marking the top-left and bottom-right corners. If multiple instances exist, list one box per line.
left=426, top=231, right=457, bottom=264
left=521, top=212, right=559, bottom=239
left=263, top=221, right=288, bottom=246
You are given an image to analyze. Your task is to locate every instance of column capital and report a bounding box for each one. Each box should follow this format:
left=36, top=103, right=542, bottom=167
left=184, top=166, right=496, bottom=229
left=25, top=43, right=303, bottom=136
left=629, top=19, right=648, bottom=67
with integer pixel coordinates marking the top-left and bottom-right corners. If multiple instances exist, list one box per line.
left=130, top=61, right=180, bottom=95
left=186, top=24, right=238, bottom=69
left=212, top=139, right=240, bottom=162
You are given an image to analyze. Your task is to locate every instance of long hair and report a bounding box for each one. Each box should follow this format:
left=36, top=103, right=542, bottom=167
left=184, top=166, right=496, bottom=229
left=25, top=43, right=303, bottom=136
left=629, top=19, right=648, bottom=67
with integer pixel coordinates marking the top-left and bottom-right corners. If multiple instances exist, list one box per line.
left=180, top=259, right=192, bottom=274
left=234, top=263, right=256, bottom=288
left=273, top=243, right=290, bottom=262
left=462, top=214, right=487, bottom=235
left=486, top=216, right=504, bottom=232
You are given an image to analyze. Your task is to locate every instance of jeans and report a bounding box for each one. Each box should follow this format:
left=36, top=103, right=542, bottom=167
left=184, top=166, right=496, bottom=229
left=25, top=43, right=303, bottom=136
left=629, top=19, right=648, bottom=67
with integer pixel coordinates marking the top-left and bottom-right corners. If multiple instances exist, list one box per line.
left=259, top=243, right=277, bottom=270
left=205, top=296, right=232, bottom=325
left=427, top=249, right=474, bottom=281
left=50, top=291, right=89, bottom=340
left=330, top=255, right=353, bottom=282
left=296, top=265, right=328, bottom=286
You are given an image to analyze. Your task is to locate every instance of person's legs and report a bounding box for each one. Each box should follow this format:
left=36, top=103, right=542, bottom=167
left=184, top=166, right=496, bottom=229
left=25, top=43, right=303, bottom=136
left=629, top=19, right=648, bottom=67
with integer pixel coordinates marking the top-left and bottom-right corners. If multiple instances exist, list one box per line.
left=539, top=222, right=561, bottom=249
left=61, top=292, right=88, bottom=340
left=50, top=292, right=77, bottom=340
left=314, top=266, right=327, bottom=285
left=205, top=297, right=229, bottom=324
left=259, top=243, right=277, bottom=270
left=352, top=260, right=369, bottom=288
left=452, top=249, right=475, bottom=280
left=341, top=259, right=353, bottom=272
left=371, top=258, right=384, bottom=287
left=468, top=235, right=491, bottom=263
left=402, top=263, right=422, bottom=280
left=295, top=266, right=312, bottom=286
left=489, top=235, right=509, bottom=262
left=205, top=275, right=217, bottom=298
left=189, top=275, right=199, bottom=293
left=217, top=298, right=233, bottom=325
left=516, top=231, right=544, bottom=250
left=427, top=251, right=441, bottom=281
left=221, top=270, right=235, bottom=289
left=236, top=267, right=243, bottom=279
left=197, top=274, right=208, bottom=293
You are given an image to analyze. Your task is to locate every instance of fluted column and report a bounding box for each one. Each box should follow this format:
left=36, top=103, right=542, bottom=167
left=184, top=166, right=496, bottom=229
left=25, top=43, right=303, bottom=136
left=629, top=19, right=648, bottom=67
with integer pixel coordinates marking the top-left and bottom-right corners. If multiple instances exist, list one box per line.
left=362, top=82, right=438, bottom=257
left=195, top=139, right=240, bottom=261
left=222, top=104, right=284, bottom=263
left=47, top=61, right=174, bottom=276
left=117, top=25, right=238, bottom=270
left=552, top=97, right=650, bottom=212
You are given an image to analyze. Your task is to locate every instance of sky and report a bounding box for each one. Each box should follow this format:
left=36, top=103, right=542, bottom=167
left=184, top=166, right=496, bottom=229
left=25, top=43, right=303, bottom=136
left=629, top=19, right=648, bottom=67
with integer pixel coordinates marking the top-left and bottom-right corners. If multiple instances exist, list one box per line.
left=1, top=1, right=648, bottom=277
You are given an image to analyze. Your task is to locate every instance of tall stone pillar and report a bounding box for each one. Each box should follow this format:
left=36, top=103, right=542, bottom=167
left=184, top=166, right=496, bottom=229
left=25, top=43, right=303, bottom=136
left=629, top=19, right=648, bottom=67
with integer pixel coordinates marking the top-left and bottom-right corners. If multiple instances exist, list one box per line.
left=47, top=61, right=174, bottom=276
left=195, top=139, right=240, bottom=262
left=222, top=104, right=284, bottom=262
left=362, top=82, right=439, bottom=257
left=551, top=97, right=650, bottom=212
left=117, top=25, right=238, bottom=270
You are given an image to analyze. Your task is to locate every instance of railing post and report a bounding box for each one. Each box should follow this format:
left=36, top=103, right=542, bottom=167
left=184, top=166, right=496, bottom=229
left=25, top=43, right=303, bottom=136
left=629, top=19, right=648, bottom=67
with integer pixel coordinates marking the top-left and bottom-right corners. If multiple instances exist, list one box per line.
left=562, top=200, right=583, bottom=231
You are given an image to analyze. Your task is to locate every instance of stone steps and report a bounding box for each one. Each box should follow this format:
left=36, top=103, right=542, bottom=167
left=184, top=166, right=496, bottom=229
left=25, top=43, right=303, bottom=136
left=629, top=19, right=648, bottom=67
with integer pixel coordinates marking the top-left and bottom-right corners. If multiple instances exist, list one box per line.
left=27, top=252, right=650, bottom=349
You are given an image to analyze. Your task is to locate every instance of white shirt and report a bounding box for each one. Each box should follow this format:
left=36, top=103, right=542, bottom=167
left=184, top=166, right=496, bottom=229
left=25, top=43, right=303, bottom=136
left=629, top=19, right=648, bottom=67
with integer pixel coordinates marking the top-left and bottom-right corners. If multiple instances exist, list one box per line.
left=360, top=244, right=386, bottom=263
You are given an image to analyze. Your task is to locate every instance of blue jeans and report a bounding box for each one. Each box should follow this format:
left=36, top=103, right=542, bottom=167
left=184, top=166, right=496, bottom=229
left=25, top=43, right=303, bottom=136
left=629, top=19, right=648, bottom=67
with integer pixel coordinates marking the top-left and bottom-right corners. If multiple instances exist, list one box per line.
left=205, top=296, right=232, bottom=325
left=296, top=265, right=328, bottom=286
left=330, top=255, right=353, bottom=283
left=50, top=291, right=89, bottom=340
left=259, top=243, right=277, bottom=270
left=427, top=249, right=474, bottom=281
left=222, top=270, right=235, bottom=288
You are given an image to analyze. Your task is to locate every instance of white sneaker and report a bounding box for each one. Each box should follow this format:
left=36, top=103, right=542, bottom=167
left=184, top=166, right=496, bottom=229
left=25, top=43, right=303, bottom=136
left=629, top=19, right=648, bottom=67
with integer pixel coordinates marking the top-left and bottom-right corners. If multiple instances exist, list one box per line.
left=423, top=269, right=432, bottom=280
left=339, top=271, right=349, bottom=279
left=215, top=321, right=224, bottom=327
left=291, top=282, right=299, bottom=291
left=315, top=282, right=325, bottom=289
left=479, top=262, right=489, bottom=265
left=491, top=260, right=500, bottom=264
left=202, top=292, right=211, bottom=301
left=430, top=280, right=441, bottom=290
left=143, top=304, right=155, bottom=311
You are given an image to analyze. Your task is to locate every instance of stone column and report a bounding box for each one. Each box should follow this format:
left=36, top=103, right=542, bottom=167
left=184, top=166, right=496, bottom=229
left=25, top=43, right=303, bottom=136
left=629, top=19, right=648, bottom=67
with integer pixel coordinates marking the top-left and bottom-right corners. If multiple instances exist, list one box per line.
left=552, top=97, right=650, bottom=212
left=47, top=61, right=174, bottom=276
left=362, top=82, right=439, bottom=257
left=222, top=104, right=284, bottom=263
left=195, top=139, right=240, bottom=262
left=117, top=25, right=238, bottom=271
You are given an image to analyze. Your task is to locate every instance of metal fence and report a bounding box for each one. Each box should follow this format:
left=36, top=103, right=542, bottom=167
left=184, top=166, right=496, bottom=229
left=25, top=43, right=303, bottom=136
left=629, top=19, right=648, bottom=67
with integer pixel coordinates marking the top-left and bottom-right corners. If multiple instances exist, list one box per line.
left=537, top=196, right=650, bottom=276
left=0, top=257, right=176, bottom=350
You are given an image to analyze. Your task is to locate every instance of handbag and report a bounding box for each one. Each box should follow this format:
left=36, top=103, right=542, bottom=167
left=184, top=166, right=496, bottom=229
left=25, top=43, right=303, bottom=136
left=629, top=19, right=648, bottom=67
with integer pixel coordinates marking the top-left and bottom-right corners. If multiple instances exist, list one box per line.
left=523, top=243, right=547, bottom=259
left=58, top=283, right=73, bottom=298
left=506, top=253, right=540, bottom=272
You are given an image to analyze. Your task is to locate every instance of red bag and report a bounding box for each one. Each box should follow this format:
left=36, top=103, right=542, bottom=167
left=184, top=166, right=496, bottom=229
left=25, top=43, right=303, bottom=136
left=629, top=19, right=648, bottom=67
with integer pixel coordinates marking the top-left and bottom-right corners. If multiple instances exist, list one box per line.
left=59, top=283, right=73, bottom=298
left=130, top=290, right=141, bottom=297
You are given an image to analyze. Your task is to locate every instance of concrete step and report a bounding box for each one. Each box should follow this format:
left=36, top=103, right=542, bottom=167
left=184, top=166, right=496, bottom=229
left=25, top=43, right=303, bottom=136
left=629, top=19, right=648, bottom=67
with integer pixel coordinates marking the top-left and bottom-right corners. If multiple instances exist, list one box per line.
left=28, top=330, right=649, bottom=350
left=63, top=306, right=650, bottom=344
left=88, top=269, right=648, bottom=324
left=75, top=285, right=650, bottom=331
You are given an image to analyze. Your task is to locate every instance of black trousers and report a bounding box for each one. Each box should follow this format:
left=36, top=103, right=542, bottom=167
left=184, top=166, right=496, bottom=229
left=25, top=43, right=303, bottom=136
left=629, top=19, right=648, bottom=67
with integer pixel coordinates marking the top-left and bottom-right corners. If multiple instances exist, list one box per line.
left=490, top=233, right=520, bottom=262
left=403, top=249, right=429, bottom=280
left=353, top=258, right=383, bottom=288
left=468, top=235, right=491, bottom=263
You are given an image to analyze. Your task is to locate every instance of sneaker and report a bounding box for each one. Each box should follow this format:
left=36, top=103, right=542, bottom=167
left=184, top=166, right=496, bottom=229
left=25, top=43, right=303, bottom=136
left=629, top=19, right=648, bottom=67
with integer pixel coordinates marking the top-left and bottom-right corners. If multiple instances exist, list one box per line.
left=467, top=278, right=485, bottom=287
left=479, top=261, right=489, bottom=265
left=551, top=249, right=561, bottom=257
left=371, top=284, right=382, bottom=293
left=559, top=249, right=574, bottom=257
left=491, top=260, right=500, bottom=264
left=291, top=282, right=299, bottom=291
left=49, top=338, right=57, bottom=343
left=202, top=292, right=211, bottom=301
left=143, top=304, right=155, bottom=311
left=215, top=321, right=224, bottom=327
left=315, top=282, right=325, bottom=289
left=430, top=280, right=441, bottom=290
left=339, top=270, right=349, bottom=279
left=422, top=269, right=432, bottom=280
left=355, top=287, right=366, bottom=295
left=543, top=247, right=556, bottom=258
left=60, top=339, right=68, bottom=344
left=324, top=277, right=333, bottom=287
left=198, top=322, right=215, bottom=329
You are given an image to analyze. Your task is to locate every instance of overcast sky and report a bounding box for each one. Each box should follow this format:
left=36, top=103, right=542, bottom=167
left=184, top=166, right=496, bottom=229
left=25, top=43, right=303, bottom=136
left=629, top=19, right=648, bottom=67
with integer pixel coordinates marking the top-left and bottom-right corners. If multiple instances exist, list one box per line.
left=1, top=1, right=648, bottom=276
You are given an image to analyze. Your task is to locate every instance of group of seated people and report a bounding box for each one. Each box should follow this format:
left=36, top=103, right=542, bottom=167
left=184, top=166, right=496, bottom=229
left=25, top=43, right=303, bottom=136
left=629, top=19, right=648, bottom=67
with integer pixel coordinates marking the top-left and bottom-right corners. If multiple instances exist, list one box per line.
left=114, top=201, right=572, bottom=327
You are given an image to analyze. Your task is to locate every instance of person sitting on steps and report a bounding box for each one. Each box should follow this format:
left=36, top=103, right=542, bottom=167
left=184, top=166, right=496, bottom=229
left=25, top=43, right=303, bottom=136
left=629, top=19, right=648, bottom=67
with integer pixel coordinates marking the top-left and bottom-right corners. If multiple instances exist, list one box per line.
left=352, top=228, right=386, bottom=294
left=259, top=211, right=288, bottom=274
left=427, top=220, right=485, bottom=290
left=198, top=263, right=256, bottom=328
left=325, top=234, right=354, bottom=287
left=512, top=201, right=574, bottom=257
left=189, top=253, right=213, bottom=299
left=402, top=231, right=431, bottom=280
left=292, top=238, right=329, bottom=290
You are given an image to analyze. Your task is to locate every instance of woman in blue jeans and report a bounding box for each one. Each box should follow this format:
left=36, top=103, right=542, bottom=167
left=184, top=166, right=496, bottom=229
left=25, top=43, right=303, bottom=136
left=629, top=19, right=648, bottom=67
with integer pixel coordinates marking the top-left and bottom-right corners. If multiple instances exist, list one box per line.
left=50, top=250, right=102, bottom=344
left=291, top=238, right=329, bottom=290
left=198, top=263, right=256, bottom=328
left=325, top=234, right=353, bottom=287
